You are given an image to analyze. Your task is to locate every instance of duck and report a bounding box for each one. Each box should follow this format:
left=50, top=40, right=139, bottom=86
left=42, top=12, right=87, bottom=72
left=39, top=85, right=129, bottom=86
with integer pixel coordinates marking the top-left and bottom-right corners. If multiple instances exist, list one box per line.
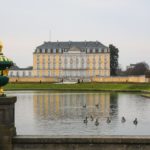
left=95, top=118, right=99, bottom=126
left=95, top=104, right=99, bottom=108
left=107, top=117, right=111, bottom=124
left=83, top=104, right=86, bottom=108
left=83, top=116, right=88, bottom=124
left=90, top=115, right=94, bottom=121
left=121, top=116, right=126, bottom=123
left=133, top=118, right=138, bottom=125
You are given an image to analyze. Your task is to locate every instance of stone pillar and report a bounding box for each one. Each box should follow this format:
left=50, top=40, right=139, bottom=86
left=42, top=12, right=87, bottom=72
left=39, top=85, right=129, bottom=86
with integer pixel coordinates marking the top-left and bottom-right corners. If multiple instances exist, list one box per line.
left=0, top=96, right=17, bottom=150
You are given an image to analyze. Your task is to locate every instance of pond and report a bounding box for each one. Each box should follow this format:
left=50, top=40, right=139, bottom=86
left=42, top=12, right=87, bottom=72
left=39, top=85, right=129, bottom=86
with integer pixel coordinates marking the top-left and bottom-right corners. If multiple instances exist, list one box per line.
left=7, top=91, right=150, bottom=135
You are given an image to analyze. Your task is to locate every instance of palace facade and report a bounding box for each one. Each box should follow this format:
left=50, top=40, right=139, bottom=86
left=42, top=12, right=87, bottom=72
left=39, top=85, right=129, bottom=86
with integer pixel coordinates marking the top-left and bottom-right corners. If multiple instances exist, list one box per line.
left=33, top=41, right=110, bottom=79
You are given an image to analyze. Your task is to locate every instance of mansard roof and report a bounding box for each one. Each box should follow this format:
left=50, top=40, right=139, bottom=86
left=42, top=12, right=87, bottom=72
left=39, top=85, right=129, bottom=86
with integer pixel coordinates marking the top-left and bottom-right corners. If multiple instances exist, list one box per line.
left=34, top=41, right=108, bottom=53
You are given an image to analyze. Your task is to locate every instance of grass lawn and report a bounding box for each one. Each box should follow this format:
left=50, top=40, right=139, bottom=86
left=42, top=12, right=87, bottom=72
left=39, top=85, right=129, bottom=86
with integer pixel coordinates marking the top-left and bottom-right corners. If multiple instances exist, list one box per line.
left=4, top=83, right=150, bottom=92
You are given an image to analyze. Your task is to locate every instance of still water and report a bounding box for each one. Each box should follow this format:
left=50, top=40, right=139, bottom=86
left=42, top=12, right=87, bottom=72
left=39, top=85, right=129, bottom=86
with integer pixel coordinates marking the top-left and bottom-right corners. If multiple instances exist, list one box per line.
left=7, top=91, right=150, bottom=135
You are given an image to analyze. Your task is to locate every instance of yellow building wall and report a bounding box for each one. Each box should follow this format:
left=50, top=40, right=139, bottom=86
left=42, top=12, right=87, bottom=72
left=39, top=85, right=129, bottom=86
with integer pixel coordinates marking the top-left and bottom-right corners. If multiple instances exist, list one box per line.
left=93, top=75, right=147, bottom=83
left=33, top=52, right=110, bottom=77
left=9, top=77, right=57, bottom=83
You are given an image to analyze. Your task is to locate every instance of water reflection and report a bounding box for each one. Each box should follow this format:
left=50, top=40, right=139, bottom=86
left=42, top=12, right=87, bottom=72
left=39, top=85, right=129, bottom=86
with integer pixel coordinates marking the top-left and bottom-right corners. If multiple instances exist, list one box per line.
left=33, top=93, right=113, bottom=120
left=6, top=91, right=150, bottom=135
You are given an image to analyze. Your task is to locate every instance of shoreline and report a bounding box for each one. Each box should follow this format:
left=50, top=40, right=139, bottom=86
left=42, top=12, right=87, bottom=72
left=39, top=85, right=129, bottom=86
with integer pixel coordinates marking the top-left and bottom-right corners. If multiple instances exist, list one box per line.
left=141, top=94, right=150, bottom=98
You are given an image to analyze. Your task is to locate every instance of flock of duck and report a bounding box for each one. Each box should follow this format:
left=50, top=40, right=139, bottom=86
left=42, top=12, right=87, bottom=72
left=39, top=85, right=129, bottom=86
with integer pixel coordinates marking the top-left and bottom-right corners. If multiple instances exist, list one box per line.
left=82, top=104, right=138, bottom=126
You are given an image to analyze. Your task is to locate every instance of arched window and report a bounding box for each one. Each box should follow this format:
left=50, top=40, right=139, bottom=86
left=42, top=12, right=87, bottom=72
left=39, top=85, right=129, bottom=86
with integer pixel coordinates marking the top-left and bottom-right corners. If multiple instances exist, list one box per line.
left=16, top=72, right=19, bottom=77
left=29, top=72, right=31, bottom=77
left=82, top=58, right=84, bottom=64
left=10, top=72, right=13, bottom=77
left=65, top=58, right=67, bottom=64
left=23, top=71, right=25, bottom=77
left=70, top=58, right=73, bottom=64
left=76, top=58, right=79, bottom=64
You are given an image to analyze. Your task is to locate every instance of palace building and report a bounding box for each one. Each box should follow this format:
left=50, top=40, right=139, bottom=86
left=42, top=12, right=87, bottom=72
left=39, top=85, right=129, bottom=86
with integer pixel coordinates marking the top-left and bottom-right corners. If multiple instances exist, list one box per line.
left=8, top=41, right=150, bottom=83
left=33, top=41, right=110, bottom=79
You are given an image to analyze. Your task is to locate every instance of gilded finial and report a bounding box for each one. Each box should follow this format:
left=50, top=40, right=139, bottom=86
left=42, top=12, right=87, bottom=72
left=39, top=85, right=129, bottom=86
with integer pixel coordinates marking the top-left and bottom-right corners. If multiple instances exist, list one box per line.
left=0, top=41, right=3, bottom=53
left=0, top=41, right=13, bottom=96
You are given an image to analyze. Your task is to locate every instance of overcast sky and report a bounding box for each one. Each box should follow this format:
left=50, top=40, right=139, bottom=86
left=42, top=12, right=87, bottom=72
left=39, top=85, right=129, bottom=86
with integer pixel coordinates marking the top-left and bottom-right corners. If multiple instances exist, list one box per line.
left=0, top=0, right=150, bottom=69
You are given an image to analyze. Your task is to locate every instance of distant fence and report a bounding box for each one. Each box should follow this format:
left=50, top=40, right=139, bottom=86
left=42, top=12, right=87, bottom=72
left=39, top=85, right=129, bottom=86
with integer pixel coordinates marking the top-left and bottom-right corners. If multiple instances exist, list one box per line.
left=9, top=77, right=58, bottom=83
left=93, top=75, right=150, bottom=83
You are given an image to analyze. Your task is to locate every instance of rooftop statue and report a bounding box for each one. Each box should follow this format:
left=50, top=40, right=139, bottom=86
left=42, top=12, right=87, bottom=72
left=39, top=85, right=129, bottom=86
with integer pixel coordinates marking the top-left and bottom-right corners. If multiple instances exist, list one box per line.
left=0, top=41, right=13, bottom=96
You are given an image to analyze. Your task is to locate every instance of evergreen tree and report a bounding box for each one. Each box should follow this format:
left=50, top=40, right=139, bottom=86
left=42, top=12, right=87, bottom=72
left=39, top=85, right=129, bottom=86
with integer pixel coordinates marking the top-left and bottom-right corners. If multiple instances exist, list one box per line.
left=109, top=44, right=119, bottom=76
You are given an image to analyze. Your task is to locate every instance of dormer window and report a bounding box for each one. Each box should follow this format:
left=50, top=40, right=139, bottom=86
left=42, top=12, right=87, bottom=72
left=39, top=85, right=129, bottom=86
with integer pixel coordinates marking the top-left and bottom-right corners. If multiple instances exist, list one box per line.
left=104, top=48, right=107, bottom=53
left=56, top=49, right=59, bottom=53
left=98, top=48, right=101, bottom=53
left=47, top=49, right=50, bottom=53
left=36, top=49, right=40, bottom=53
left=59, top=48, right=62, bottom=53
left=87, top=49, right=90, bottom=53
left=42, top=49, right=45, bottom=53
left=53, top=49, right=56, bottom=53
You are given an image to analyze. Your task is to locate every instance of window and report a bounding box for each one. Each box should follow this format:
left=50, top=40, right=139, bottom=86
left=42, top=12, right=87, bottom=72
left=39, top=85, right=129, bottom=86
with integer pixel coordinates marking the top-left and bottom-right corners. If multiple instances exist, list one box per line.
left=43, top=63, right=45, bottom=69
left=56, top=49, right=59, bottom=53
left=87, top=49, right=90, bottom=53
left=48, top=70, right=50, bottom=76
left=48, top=56, right=50, bottom=62
left=70, top=58, right=73, bottom=64
left=93, top=56, right=95, bottom=63
left=76, top=58, right=79, bottom=64
left=104, top=48, right=107, bottom=53
left=93, top=49, right=95, bottom=53
left=82, top=58, right=84, bottom=64
left=98, top=48, right=101, bottom=53
left=59, top=48, right=62, bottom=53
left=36, top=49, right=40, bottom=53
left=10, top=72, right=13, bottom=77
left=53, top=63, right=55, bottom=69
left=37, top=71, right=40, bottom=77
left=29, top=72, right=31, bottom=77
left=65, top=58, right=67, bottom=64
left=16, top=72, right=19, bottom=77
left=37, top=62, right=40, bottom=69
left=87, top=58, right=90, bottom=64
left=48, top=62, right=50, bottom=69
left=48, top=49, right=50, bottom=53
left=23, top=72, right=25, bottom=77
left=42, top=49, right=45, bottom=53
left=53, top=49, right=56, bottom=53
left=99, top=62, right=101, bottom=69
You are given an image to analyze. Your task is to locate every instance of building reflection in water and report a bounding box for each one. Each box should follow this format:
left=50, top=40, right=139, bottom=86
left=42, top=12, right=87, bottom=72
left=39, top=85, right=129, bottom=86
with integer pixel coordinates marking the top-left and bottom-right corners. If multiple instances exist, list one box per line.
left=33, top=92, right=118, bottom=120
